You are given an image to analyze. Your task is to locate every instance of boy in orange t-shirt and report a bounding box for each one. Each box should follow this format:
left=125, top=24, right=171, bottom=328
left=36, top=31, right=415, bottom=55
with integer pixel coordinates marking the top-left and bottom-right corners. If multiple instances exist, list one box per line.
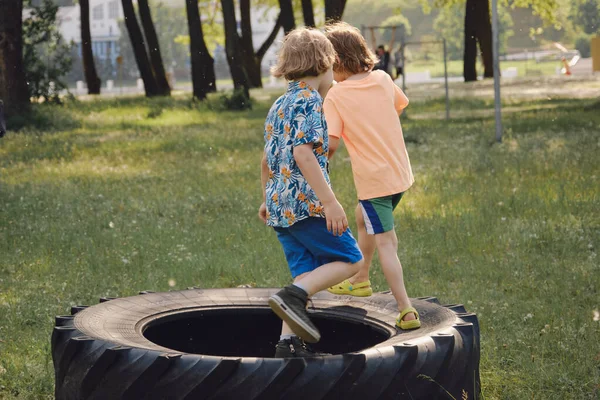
left=323, top=22, right=420, bottom=330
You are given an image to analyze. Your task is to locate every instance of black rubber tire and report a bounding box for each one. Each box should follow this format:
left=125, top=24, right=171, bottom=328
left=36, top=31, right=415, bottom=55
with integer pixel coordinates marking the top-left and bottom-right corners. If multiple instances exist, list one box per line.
left=52, top=288, right=481, bottom=400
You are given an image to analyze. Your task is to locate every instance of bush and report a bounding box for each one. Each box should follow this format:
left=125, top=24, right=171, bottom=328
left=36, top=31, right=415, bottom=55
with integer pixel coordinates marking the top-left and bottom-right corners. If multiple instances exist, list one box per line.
left=575, top=35, right=592, bottom=58
left=23, top=0, right=72, bottom=103
left=218, top=89, right=252, bottom=111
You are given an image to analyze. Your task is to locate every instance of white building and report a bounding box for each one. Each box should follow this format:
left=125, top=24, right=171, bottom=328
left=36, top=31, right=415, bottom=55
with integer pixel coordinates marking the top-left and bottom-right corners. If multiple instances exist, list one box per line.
left=57, top=0, right=123, bottom=68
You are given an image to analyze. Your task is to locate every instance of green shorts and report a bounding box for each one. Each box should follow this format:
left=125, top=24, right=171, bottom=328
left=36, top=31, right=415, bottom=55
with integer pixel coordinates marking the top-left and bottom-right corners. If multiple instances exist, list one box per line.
left=359, top=192, right=404, bottom=235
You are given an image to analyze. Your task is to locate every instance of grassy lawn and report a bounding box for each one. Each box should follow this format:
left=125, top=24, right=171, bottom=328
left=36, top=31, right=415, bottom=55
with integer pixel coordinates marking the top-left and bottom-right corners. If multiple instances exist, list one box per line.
left=409, top=59, right=561, bottom=78
left=1, top=86, right=599, bottom=399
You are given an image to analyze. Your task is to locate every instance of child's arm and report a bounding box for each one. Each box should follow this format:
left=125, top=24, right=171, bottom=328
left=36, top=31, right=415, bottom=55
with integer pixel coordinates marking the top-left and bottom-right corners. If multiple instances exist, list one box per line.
left=328, top=137, right=340, bottom=160
left=293, top=144, right=348, bottom=236
left=258, top=152, right=268, bottom=223
left=394, top=84, right=409, bottom=114
left=323, top=97, right=343, bottom=159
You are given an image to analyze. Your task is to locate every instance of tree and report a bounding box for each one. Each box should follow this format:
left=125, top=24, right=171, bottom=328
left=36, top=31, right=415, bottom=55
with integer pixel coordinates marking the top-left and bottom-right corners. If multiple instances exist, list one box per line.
left=0, top=100, right=6, bottom=137
left=278, top=0, right=296, bottom=34
left=435, top=3, right=513, bottom=61
left=434, top=4, right=464, bottom=60
left=138, top=0, right=171, bottom=96
left=325, top=0, right=348, bottom=22
left=239, top=0, right=282, bottom=88
left=121, top=0, right=159, bottom=96
left=301, top=0, right=316, bottom=27
left=154, top=4, right=190, bottom=78
left=23, top=0, right=72, bottom=102
left=430, top=0, right=558, bottom=81
left=461, top=0, right=493, bottom=81
left=185, top=0, right=216, bottom=100
left=571, top=0, right=600, bottom=34
left=79, top=0, right=101, bottom=94
left=476, top=0, right=493, bottom=78
left=0, top=0, right=30, bottom=116
left=221, top=0, right=250, bottom=98
left=463, top=0, right=478, bottom=81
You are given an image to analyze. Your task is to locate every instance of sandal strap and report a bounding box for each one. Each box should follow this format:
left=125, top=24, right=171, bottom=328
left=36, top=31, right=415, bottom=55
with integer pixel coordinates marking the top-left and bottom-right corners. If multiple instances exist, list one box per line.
left=351, top=280, right=371, bottom=289
left=398, top=306, right=419, bottom=321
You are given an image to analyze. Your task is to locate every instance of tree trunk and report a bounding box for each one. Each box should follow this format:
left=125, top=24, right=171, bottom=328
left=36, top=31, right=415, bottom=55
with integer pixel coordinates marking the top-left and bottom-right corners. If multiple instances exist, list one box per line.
left=239, top=0, right=262, bottom=88
left=80, top=0, right=101, bottom=94
left=138, top=0, right=171, bottom=95
left=463, top=0, right=478, bottom=82
left=121, top=0, right=158, bottom=96
left=185, top=0, right=216, bottom=100
left=476, top=0, right=494, bottom=78
left=221, top=0, right=250, bottom=98
left=0, top=100, right=6, bottom=137
left=325, top=0, right=347, bottom=22
left=0, top=0, right=30, bottom=116
left=278, top=0, right=296, bottom=34
left=301, top=0, right=315, bottom=27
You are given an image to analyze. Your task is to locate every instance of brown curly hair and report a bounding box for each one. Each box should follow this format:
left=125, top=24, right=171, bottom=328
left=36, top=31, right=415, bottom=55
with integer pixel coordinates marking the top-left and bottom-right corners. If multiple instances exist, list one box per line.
left=324, top=22, right=378, bottom=75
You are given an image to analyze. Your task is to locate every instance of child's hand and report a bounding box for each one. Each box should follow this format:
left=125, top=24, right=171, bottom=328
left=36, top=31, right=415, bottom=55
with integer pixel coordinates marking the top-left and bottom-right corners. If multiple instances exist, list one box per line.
left=323, top=199, right=349, bottom=236
left=258, top=202, right=267, bottom=224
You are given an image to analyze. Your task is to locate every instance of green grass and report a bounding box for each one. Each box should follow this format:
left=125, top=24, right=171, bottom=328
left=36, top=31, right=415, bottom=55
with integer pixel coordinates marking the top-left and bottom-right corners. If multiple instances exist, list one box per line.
left=409, top=59, right=561, bottom=78
left=1, top=87, right=599, bottom=399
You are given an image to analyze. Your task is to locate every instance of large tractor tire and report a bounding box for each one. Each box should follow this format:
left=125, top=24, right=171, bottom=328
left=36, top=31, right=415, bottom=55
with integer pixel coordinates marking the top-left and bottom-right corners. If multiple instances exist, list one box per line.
left=52, top=288, right=481, bottom=399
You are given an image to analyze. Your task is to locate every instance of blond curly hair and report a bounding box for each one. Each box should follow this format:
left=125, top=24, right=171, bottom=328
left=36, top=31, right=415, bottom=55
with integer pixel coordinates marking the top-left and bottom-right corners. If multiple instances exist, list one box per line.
left=271, top=28, right=336, bottom=81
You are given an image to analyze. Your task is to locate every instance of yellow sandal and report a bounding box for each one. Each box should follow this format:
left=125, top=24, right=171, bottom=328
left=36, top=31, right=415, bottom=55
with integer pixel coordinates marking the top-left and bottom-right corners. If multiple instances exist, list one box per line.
left=396, top=307, right=421, bottom=330
left=327, top=279, right=373, bottom=297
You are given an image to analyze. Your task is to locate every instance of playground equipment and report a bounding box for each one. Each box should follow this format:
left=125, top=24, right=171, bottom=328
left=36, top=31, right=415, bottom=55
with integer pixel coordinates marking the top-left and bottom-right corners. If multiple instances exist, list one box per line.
left=52, top=288, right=481, bottom=399
left=361, top=25, right=451, bottom=121
left=592, top=36, right=600, bottom=72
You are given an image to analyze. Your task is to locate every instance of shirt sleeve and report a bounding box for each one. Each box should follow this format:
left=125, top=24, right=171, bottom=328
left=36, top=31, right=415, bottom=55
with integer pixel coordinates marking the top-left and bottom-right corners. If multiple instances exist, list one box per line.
left=291, top=98, right=323, bottom=147
left=323, top=97, right=343, bottom=139
left=393, top=83, right=409, bottom=113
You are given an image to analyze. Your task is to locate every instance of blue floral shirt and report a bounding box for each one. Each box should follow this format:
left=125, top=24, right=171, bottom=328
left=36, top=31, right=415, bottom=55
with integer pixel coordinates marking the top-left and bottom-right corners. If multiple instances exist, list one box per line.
left=264, top=81, right=330, bottom=228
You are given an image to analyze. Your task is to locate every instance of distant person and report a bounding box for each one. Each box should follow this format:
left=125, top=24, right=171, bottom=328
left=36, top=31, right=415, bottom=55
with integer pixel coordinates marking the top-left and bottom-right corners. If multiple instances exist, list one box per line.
left=370, top=26, right=397, bottom=77
left=394, top=46, right=405, bottom=79
left=259, top=27, right=364, bottom=357
left=324, top=22, right=420, bottom=330
left=374, top=45, right=391, bottom=74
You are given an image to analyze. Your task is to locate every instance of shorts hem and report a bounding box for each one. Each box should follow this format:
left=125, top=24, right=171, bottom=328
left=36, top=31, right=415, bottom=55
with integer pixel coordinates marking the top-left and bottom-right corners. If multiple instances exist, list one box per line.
left=357, top=184, right=413, bottom=201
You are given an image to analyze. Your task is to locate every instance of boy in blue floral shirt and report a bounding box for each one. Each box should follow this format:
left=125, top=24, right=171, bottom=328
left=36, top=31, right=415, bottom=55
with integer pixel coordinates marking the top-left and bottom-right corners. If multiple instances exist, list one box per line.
left=259, top=28, right=364, bottom=357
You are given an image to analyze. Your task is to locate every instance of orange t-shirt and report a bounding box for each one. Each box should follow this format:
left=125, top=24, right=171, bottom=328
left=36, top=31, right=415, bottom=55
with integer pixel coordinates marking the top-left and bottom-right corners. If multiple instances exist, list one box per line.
left=324, top=70, right=414, bottom=200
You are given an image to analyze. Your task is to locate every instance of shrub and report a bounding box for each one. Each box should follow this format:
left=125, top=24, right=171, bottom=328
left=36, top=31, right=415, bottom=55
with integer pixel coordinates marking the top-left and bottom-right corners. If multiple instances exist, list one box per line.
left=219, top=89, right=252, bottom=111
left=575, top=35, right=591, bottom=58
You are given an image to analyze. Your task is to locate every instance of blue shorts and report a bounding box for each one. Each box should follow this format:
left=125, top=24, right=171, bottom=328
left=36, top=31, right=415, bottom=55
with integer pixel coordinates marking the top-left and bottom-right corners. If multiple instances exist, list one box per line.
left=274, top=217, right=363, bottom=278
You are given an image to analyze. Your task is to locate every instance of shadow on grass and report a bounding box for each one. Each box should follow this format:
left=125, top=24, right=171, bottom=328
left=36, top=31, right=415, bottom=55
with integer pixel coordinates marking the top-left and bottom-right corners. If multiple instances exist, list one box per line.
left=6, top=103, right=81, bottom=133
left=3, top=93, right=275, bottom=135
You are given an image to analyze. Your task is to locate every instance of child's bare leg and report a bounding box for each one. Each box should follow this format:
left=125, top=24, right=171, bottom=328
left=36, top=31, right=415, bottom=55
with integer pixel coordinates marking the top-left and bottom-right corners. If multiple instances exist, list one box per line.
left=296, top=260, right=362, bottom=296
left=351, top=203, right=375, bottom=284
left=375, top=230, right=416, bottom=321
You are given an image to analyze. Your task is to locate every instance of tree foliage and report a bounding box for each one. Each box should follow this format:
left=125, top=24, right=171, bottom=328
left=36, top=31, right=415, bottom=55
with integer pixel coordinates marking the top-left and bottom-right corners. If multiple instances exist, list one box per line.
left=571, top=0, right=600, bottom=34
left=423, top=0, right=560, bottom=26
left=23, top=0, right=72, bottom=102
left=433, top=3, right=513, bottom=60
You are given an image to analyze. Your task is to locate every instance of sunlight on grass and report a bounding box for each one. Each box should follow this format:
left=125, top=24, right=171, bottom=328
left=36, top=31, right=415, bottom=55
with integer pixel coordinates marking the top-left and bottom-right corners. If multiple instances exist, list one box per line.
left=3, top=157, right=156, bottom=185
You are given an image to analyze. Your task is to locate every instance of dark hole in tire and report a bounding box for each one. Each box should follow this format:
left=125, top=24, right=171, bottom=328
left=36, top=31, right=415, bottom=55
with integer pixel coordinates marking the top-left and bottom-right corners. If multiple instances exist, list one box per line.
left=143, top=307, right=390, bottom=357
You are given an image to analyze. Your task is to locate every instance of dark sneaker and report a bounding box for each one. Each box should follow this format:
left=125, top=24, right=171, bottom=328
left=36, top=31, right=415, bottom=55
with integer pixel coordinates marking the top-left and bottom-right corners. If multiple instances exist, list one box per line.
left=268, top=285, right=321, bottom=343
left=274, top=336, right=330, bottom=358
